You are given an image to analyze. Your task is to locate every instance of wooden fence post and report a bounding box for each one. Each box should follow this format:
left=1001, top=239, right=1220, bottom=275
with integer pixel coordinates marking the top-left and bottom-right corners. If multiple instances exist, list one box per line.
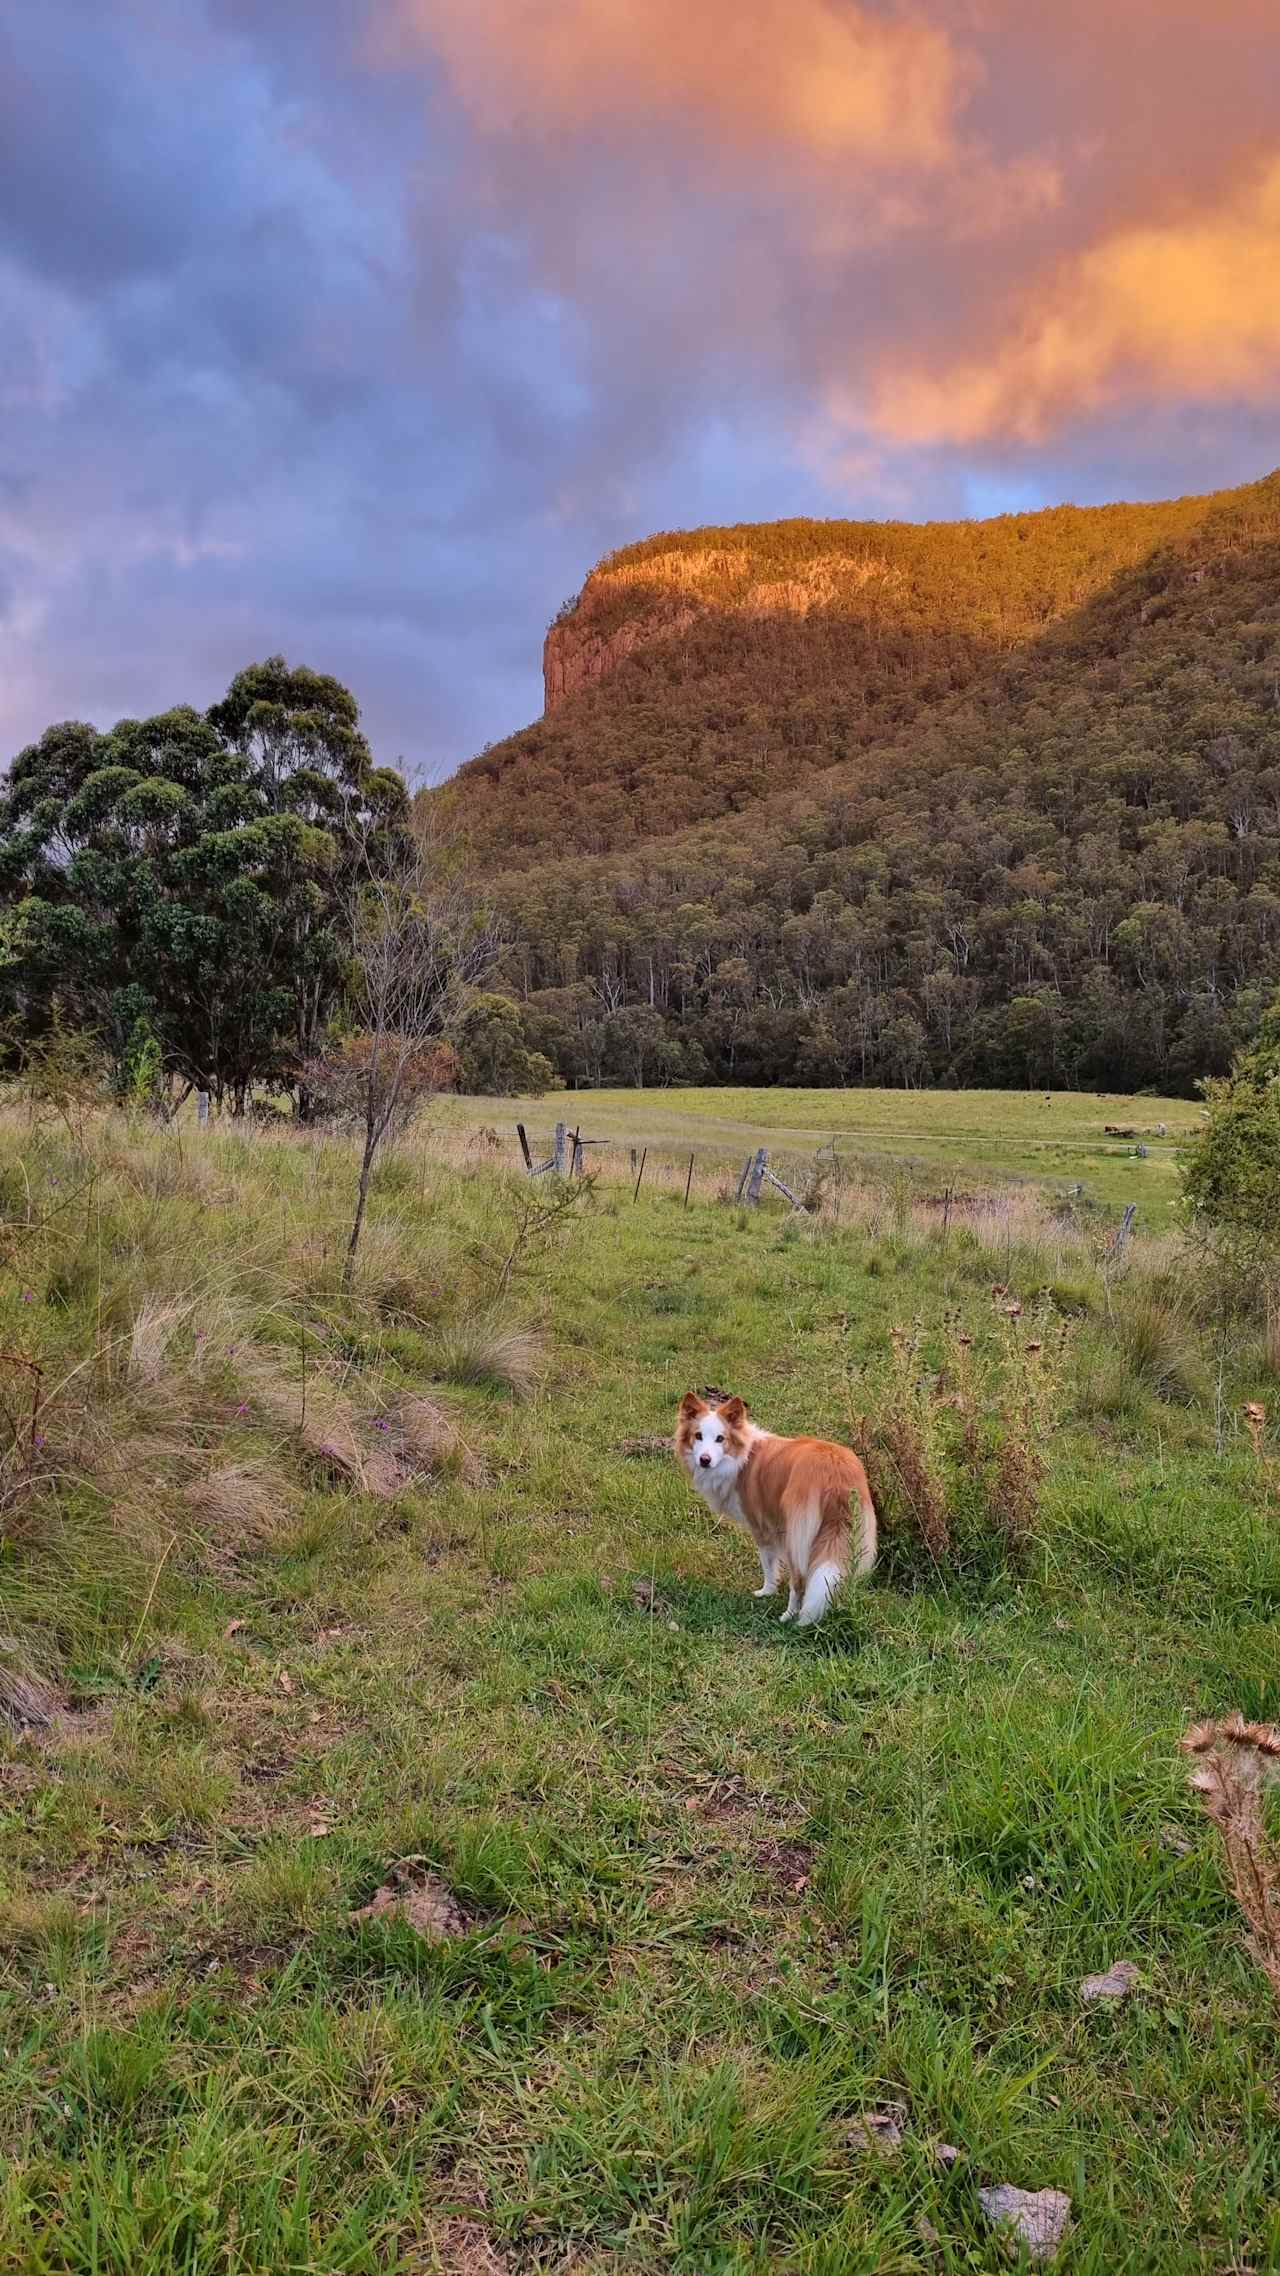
left=553, top=1122, right=566, bottom=1175
left=762, top=1166, right=803, bottom=1208
left=746, top=1147, right=768, bottom=1205
left=196, top=1091, right=210, bottom=1129
left=515, top=1123, right=533, bottom=1172
left=683, top=1153, right=695, bottom=1208
left=632, top=1147, right=648, bottom=1203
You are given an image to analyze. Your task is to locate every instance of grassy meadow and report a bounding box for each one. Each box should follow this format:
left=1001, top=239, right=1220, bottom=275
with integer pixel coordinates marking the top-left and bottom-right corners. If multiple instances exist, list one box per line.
left=437, top=1086, right=1203, bottom=1227
left=0, top=1098, right=1277, bottom=2274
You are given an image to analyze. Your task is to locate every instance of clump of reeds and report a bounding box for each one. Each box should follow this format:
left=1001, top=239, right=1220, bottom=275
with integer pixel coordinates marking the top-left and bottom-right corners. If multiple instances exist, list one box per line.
left=1182, top=1714, right=1280, bottom=2002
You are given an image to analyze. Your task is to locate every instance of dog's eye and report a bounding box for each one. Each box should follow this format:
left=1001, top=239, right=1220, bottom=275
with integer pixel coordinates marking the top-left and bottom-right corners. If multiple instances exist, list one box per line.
left=716, top=1434, right=725, bottom=1445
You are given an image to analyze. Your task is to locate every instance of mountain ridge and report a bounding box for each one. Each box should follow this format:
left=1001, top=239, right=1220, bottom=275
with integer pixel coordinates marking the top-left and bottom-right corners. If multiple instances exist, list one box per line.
left=429, top=470, right=1280, bottom=1093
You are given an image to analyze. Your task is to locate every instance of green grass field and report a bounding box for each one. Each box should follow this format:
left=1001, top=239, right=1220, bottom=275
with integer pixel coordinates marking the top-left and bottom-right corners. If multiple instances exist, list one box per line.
left=438, top=1087, right=1203, bottom=1227
left=0, top=1107, right=1276, bottom=2274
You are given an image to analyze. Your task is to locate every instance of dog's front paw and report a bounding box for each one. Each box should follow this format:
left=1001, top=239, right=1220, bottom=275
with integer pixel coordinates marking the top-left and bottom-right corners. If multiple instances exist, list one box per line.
left=778, top=1605, right=796, bottom=1623
left=752, top=1584, right=777, bottom=1598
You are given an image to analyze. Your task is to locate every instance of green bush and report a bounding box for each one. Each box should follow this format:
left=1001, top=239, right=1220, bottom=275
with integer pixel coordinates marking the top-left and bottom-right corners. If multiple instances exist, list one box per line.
left=1183, top=994, right=1280, bottom=1278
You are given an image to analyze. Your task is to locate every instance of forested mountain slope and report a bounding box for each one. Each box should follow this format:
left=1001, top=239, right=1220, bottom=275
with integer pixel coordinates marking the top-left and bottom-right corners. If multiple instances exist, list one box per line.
left=431, top=473, right=1280, bottom=1091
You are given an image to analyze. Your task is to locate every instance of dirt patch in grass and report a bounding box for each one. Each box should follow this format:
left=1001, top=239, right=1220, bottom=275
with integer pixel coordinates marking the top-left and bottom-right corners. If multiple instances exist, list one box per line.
left=350, top=1859, right=479, bottom=1941
left=406, top=2219, right=511, bottom=2276
left=751, top=1835, right=814, bottom=1894
left=668, top=1765, right=798, bottom=1829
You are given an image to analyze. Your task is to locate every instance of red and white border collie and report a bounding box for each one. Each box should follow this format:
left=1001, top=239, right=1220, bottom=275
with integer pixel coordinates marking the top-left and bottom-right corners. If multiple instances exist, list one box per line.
left=675, top=1392, right=877, bottom=1627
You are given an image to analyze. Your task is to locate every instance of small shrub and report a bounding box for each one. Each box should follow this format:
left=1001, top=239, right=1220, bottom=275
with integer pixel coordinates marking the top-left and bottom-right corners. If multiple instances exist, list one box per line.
left=858, top=1324, right=950, bottom=1564
left=302, top=1033, right=457, bottom=1137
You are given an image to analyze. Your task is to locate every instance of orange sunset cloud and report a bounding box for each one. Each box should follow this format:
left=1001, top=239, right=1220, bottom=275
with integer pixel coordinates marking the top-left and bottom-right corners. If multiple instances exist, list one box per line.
left=402, top=0, right=969, bottom=170
left=389, top=0, right=1280, bottom=459
left=872, top=155, right=1280, bottom=444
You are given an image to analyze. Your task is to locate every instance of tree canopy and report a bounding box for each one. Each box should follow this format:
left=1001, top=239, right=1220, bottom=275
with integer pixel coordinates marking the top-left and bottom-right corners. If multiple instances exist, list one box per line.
left=0, top=658, right=409, bottom=1107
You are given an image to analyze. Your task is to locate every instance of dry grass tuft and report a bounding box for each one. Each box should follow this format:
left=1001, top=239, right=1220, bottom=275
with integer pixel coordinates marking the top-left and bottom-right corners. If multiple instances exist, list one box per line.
left=238, top=1352, right=402, bottom=1497
left=347, top=1217, right=451, bottom=1322
left=182, top=1459, right=297, bottom=1565
left=1110, top=1288, right=1206, bottom=1406
left=373, top=1393, right=482, bottom=1484
left=408, top=2218, right=511, bottom=2276
left=127, top=1293, right=195, bottom=1385
left=1182, top=1713, right=1280, bottom=2002
left=435, top=1317, right=544, bottom=1400
left=0, top=1634, right=62, bottom=1729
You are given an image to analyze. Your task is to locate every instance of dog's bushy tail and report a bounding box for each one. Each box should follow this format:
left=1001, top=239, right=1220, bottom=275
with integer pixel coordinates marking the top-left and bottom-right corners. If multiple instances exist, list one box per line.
left=795, top=1476, right=876, bottom=1626
left=851, top=1477, right=878, bottom=1578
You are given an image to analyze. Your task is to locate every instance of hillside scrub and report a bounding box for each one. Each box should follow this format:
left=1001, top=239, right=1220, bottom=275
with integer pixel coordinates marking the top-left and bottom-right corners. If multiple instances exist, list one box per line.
left=2, top=1104, right=1280, bottom=2268
left=433, top=469, right=1280, bottom=1094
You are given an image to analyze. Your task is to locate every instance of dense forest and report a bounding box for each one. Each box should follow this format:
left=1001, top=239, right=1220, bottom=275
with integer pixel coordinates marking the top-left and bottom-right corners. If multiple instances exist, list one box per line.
left=431, top=472, right=1280, bottom=1093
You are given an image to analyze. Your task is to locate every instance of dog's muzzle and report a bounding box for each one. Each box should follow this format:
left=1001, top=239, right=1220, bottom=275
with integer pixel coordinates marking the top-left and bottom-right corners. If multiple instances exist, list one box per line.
left=698, top=1453, right=712, bottom=1468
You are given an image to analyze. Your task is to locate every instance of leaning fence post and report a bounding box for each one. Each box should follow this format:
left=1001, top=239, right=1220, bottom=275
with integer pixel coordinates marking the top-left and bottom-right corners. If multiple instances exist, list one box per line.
left=735, top=1155, right=752, bottom=1203
left=196, top=1091, right=210, bottom=1129
left=1113, top=1201, right=1138, bottom=1261
left=516, top=1123, right=533, bottom=1172
left=553, top=1122, right=566, bottom=1175
left=746, top=1147, right=768, bottom=1205
left=570, top=1129, right=582, bottom=1177
left=683, top=1153, right=695, bottom=1209
left=632, top=1147, right=647, bottom=1203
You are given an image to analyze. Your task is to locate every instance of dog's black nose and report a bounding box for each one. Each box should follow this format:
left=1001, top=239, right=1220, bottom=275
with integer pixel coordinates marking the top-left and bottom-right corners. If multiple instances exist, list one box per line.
left=698, top=1453, right=712, bottom=1467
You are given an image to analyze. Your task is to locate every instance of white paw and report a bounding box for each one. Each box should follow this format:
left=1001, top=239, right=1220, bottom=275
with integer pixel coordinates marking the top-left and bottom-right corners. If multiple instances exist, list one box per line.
left=778, top=1606, right=796, bottom=1623
left=753, top=1584, right=777, bottom=1598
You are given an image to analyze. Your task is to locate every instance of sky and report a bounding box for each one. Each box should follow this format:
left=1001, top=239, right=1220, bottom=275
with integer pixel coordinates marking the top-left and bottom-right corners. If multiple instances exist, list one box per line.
left=2, top=2, right=1278, bottom=785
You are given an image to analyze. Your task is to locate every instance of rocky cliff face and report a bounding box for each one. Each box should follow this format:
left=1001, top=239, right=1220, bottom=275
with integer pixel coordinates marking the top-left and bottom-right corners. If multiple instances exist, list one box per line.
left=542, top=546, right=905, bottom=711
left=542, top=600, right=696, bottom=709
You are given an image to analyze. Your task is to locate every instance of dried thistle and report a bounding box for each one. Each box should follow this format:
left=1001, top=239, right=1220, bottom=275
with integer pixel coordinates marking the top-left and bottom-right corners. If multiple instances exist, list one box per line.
left=860, top=1323, right=951, bottom=1562
left=1240, top=1400, right=1280, bottom=1505
left=1182, top=1715, right=1280, bottom=2002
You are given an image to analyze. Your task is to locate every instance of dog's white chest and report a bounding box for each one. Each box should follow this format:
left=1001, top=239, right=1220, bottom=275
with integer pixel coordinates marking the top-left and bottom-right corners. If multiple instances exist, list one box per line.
left=690, top=1466, right=748, bottom=1529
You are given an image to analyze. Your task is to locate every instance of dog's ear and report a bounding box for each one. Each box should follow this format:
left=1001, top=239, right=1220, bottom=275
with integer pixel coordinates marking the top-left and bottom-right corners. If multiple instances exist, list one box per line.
left=718, top=1395, right=747, bottom=1426
left=678, top=1390, right=706, bottom=1420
